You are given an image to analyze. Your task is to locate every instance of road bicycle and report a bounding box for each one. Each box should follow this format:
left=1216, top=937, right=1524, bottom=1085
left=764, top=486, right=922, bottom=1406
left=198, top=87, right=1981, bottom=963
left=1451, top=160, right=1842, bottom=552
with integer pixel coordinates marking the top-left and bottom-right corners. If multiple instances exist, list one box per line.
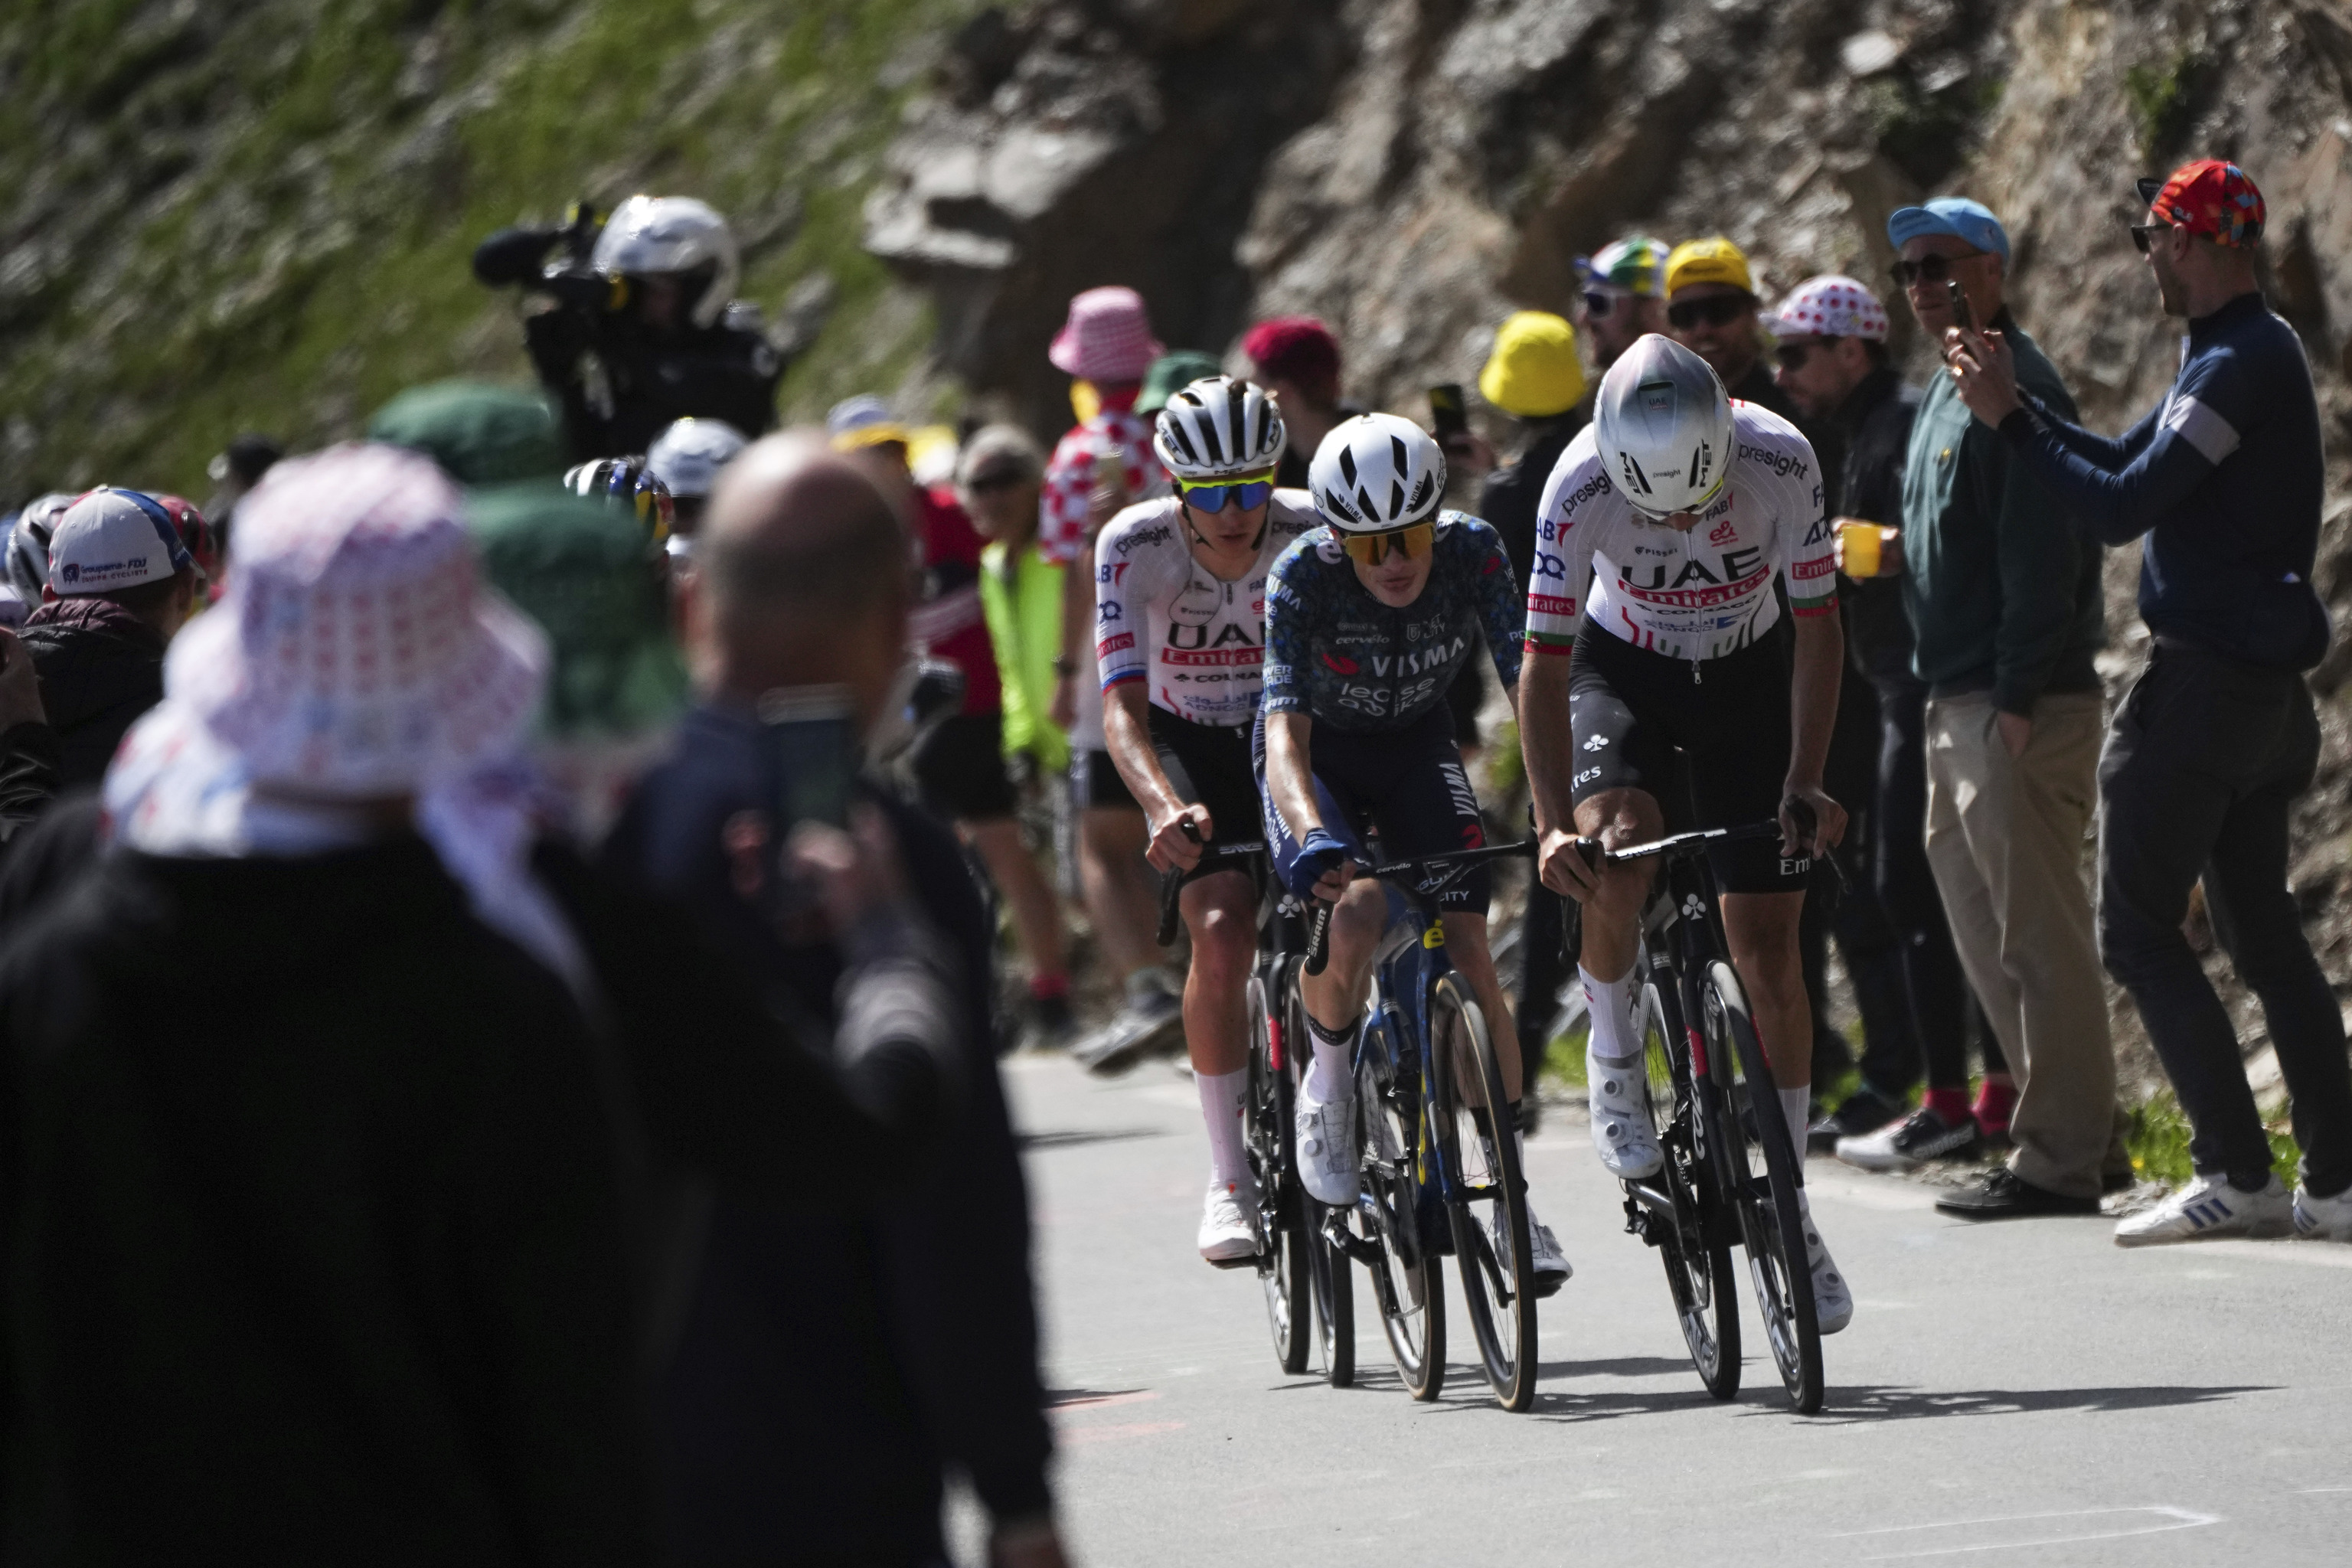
left=1305, top=838, right=1544, bottom=1411
left=1155, top=839, right=1351, bottom=1382
left=1583, top=816, right=1825, bottom=1414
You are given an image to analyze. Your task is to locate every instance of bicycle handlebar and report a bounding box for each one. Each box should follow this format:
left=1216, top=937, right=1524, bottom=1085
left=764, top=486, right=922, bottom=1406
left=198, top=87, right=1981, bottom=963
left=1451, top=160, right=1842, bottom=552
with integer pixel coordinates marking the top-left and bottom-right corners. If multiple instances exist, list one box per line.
left=1301, top=838, right=1537, bottom=977
left=1576, top=797, right=1821, bottom=868
left=1154, top=828, right=1267, bottom=947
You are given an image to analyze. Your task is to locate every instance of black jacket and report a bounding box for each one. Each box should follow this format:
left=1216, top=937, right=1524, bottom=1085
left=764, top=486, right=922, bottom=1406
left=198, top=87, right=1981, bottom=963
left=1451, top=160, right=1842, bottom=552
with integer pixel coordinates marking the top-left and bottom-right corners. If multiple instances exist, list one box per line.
left=1833, top=368, right=1925, bottom=687
left=0, top=836, right=656, bottom=1563
left=20, top=600, right=164, bottom=789
left=1478, top=411, right=1586, bottom=598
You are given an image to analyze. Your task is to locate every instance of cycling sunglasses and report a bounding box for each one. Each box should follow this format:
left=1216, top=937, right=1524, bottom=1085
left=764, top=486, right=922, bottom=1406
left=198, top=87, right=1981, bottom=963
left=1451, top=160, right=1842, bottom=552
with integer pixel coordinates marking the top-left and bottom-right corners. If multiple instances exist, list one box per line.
left=1664, top=294, right=1752, bottom=330
left=1340, top=521, right=1435, bottom=565
left=1177, top=472, right=1276, bottom=514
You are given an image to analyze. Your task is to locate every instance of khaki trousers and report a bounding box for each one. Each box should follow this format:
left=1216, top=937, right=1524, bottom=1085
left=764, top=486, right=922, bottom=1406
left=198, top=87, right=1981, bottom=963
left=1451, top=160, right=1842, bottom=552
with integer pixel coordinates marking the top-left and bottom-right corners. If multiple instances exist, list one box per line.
left=1923, top=691, right=2124, bottom=1198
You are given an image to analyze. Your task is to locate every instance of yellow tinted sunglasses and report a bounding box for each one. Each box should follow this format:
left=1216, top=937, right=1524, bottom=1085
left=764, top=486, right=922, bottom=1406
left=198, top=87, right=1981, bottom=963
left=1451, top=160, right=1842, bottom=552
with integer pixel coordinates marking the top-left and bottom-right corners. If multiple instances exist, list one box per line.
left=1340, top=521, right=1434, bottom=565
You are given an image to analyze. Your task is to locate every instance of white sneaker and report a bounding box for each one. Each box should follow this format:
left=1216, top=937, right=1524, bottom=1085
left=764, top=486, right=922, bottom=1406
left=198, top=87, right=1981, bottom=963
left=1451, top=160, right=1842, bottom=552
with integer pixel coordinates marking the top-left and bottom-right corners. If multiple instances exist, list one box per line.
left=1487, top=1201, right=1573, bottom=1298
left=1586, top=1044, right=1662, bottom=1179
left=2114, top=1171, right=2293, bottom=1248
left=1197, top=1174, right=1259, bottom=1265
left=2293, top=1183, right=2352, bottom=1242
left=1295, top=1084, right=1359, bottom=1207
left=1797, top=1194, right=1853, bottom=1334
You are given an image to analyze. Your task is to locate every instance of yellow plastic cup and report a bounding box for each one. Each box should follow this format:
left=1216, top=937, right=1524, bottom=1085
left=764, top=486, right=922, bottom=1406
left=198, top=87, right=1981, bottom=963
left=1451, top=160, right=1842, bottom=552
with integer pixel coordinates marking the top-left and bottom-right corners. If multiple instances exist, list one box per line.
left=1839, top=520, right=1885, bottom=579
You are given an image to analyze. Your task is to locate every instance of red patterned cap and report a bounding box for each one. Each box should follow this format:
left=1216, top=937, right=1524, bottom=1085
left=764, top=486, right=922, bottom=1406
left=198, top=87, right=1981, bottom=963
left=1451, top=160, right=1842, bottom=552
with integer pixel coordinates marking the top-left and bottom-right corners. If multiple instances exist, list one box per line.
left=1763, top=275, right=1890, bottom=342
left=2138, top=160, right=2265, bottom=247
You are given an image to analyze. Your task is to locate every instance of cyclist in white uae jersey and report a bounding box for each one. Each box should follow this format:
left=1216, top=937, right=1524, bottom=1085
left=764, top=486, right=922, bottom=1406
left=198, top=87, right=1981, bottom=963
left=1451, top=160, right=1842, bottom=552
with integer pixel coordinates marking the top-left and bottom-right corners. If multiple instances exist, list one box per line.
left=1520, top=335, right=1856, bottom=1333
left=1096, top=375, right=1312, bottom=1265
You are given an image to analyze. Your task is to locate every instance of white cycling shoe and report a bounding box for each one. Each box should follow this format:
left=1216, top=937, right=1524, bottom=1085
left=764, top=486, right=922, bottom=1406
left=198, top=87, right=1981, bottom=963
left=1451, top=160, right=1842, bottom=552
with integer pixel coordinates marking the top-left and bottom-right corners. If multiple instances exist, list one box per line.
left=1295, top=1083, right=1361, bottom=1207
left=1587, top=1044, right=1663, bottom=1180
left=1488, top=1202, right=1573, bottom=1298
left=2115, top=1171, right=2293, bottom=1247
left=1197, top=1175, right=1260, bottom=1266
left=1797, top=1193, right=1853, bottom=1334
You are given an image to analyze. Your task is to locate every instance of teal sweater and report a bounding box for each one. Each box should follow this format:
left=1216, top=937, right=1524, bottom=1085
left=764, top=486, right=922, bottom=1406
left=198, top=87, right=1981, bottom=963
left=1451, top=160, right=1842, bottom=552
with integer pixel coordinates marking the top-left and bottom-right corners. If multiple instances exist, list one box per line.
left=1900, top=310, right=2104, bottom=714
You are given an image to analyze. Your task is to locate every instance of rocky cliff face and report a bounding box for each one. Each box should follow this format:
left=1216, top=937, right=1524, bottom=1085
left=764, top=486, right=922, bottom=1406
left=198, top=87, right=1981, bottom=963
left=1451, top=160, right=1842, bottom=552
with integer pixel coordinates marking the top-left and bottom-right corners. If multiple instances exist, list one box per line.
left=867, top=0, right=2352, bottom=1073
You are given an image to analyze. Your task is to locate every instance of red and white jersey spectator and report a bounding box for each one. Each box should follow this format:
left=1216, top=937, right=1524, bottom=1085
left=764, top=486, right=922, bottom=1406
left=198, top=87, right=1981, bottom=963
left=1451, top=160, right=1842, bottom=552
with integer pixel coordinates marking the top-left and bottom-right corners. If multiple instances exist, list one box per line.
left=1039, top=286, right=1165, bottom=567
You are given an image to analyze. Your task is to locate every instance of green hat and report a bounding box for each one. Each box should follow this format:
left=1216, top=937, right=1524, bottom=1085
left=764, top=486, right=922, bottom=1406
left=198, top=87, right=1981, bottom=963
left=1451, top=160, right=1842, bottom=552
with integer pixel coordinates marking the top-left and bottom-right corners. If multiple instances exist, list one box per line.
left=1138, top=351, right=1226, bottom=413
left=369, top=381, right=566, bottom=488
left=466, top=485, right=688, bottom=740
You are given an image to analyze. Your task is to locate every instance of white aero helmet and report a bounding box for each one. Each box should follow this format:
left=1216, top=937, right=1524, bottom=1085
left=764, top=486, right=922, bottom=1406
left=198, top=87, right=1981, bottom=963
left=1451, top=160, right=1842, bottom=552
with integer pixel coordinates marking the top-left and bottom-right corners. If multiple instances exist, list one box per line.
left=591, top=194, right=741, bottom=329
left=645, top=417, right=750, bottom=498
left=1308, top=413, right=1446, bottom=534
left=1152, top=375, right=1286, bottom=481
left=1593, top=334, right=1733, bottom=518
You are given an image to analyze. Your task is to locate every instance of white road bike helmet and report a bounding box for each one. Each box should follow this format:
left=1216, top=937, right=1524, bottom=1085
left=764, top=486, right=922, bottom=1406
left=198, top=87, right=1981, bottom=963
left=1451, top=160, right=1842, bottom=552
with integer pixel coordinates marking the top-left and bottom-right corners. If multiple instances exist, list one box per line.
left=645, top=417, right=750, bottom=498
left=591, top=194, right=741, bottom=329
left=1152, top=375, right=1286, bottom=480
left=1593, top=333, right=1733, bottom=518
left=1307, top=412, right=1446, bottom=533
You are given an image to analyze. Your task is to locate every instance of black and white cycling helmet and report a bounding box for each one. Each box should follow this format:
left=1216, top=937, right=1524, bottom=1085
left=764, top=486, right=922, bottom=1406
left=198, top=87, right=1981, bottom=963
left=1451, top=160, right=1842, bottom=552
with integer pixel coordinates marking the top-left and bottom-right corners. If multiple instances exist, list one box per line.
left=1152, top=375, right=1286, bottom=481
left=1593, top=334, right=1733, bottom=519
left=565, top=458, right=676, bottom=543
left=644, top=417, right=750, bottom=499
left=590, top=194, right=740, bottom=329
left=1307, top=413, right=1446, bottom=534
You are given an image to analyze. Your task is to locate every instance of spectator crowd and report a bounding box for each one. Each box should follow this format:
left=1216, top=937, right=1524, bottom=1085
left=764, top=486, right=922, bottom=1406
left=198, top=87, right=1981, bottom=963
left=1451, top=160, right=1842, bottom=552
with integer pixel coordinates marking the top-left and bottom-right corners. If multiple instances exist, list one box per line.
left=0, top=154, right=2345, bottom=1560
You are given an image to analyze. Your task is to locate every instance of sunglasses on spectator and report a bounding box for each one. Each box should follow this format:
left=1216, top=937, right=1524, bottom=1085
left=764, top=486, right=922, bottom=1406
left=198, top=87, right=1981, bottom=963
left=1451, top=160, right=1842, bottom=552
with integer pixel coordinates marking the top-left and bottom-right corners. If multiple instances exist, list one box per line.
left=1664, top=295, right=1752, bottom=330
left=965, top=469, right=1029, bottom=494
left=1774, top=339, right=1837, bottom=372
left=1176, top=472, right=1276, bottom=514
left=1583, top=289, right=1620, bottom=319
left=1887, top=253, right=1983, bottom=287
left=1339, top=521, right=1435, bottom=565
left=2128, top=222, right=2178, bottom=253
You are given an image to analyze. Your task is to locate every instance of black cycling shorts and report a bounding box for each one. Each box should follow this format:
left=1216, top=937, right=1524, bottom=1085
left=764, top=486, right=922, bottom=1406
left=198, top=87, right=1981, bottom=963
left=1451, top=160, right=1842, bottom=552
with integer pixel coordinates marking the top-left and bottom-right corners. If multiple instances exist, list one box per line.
left=1566, top=623, right=1810, bottom=895
left=910, top=710, right=1018, bottom=822
left=1254, top=703, right=1492, bottom=914
left=1147, top=706, right=1261, bottom=853
left=1070, top=748, right=1139, bottom=812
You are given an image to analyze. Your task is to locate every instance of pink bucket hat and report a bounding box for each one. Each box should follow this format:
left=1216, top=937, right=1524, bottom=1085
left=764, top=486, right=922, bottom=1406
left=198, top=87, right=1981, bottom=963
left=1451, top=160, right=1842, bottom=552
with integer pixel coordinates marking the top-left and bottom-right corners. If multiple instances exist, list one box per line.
left=1764, top=275, right=1891, bottom=342
left=164, top=443, right=547, bottom=796
left=1047, top=286, right=1165, bottom=384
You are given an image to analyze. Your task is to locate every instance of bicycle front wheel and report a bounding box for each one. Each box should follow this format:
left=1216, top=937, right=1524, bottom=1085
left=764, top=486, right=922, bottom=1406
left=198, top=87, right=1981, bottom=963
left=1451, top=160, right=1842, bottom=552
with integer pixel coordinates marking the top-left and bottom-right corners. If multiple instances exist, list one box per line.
left=1638, top=969, right=1738, bottom=1400
left=1357, top=1060, right=1445, bottom=1400
left=1432, top=972, right=1539, bottom=1411
left=1702, top=961, right=1822, bottom=1414
left=1246, top=968, right=1312, bottom=1375
left=1279, top=961, right=1354, bottom=1386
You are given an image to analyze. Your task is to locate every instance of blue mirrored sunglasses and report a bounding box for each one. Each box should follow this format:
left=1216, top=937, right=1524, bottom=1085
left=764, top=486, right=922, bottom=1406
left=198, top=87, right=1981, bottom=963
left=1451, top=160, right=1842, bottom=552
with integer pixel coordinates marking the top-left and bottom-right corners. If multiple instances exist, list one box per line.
left=1178, top=476, right=1274, bottom=514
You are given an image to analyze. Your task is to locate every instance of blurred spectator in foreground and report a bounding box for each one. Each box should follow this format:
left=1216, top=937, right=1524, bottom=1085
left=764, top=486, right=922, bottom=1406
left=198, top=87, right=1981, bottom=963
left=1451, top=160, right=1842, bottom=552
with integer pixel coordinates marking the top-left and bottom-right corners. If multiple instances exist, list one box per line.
left=0, top=443, right=655, bottom=1561
left=21, top=489, right=202, bottom=788
left=1040, top=286, right=1162, bottom=570
left=154, top=495, right=220, bottom=603
left=609, top=433, right=1064, bottom=1568
left=201, top=431, right=281, bottom=557
left=1665, top=237, right=1792, bottom=419
left=1576, top=235, right=1671, bottom=368
left=369, top=380, right=568, bottom=490
left=1765, top=276, right=2008, bottom=1168
left=1946, top=160, right=2352, bottom=1246
left=3, top=493, right=76, bottom=626
left=1245, top=314, right=1354, bottom=491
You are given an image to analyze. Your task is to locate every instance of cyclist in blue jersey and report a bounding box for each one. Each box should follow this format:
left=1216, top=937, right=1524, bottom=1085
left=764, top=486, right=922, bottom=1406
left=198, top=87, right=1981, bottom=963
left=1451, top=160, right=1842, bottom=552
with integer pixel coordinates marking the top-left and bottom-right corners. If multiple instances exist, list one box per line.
left=1257, top=412, right=1571, bottom=1292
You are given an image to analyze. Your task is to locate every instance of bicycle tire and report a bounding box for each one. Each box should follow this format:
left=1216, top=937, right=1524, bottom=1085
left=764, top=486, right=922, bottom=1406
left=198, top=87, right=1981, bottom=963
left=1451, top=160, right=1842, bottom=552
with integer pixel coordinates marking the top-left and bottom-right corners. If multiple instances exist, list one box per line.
left=1702, top=961, right=1823, bottom=1414
left=1638, top=968, right=1738, bottom=1400
left=1245, top=969, right=1312, bottom=1375
left=1356, top=1059, right=1445, bottom=1400
left=1282, top=970, right=1355, bottom=1387
left=1431, top=973, right=1538, bottom=1411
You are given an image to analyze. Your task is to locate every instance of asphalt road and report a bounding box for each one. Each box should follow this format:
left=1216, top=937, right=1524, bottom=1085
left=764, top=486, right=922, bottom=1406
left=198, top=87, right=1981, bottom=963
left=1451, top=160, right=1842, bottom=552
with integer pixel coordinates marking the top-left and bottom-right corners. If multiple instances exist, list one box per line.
left=1003, top=1051, right=2352, bottom=1566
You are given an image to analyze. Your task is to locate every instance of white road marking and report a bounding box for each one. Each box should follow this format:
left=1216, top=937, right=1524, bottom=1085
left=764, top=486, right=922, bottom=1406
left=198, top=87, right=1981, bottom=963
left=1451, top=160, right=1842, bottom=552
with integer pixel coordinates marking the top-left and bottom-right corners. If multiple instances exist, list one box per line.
left=1831, top=1505, right=2220, bottom=1559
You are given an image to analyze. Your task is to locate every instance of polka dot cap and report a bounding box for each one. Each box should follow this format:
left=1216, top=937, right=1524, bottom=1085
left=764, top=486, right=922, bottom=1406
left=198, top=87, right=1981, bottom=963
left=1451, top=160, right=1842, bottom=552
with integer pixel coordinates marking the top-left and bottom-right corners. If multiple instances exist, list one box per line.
left=1764, top=275, right=1891, bottom=342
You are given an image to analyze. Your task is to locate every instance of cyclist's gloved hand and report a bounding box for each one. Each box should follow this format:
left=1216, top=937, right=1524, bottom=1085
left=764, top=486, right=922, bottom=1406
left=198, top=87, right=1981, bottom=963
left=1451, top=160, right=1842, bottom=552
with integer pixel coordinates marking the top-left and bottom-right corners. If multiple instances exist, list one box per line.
left=1285, top=828, right=1353, bottom=901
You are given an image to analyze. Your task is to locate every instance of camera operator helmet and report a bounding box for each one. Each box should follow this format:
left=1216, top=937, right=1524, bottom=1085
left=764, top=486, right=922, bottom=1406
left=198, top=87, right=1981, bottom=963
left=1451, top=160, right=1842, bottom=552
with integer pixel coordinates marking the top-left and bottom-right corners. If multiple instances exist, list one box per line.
left=564, top=457, right=676, bottom=545
left=590, top=195, right=741, bottom=330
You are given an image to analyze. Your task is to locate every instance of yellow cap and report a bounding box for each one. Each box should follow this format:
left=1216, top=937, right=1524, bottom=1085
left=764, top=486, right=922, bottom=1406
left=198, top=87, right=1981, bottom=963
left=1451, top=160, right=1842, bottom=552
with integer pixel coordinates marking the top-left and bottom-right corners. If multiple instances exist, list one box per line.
left=1664, top=236, right=1755, bottom=299
left=1477, top=312, right=1586, bottom=419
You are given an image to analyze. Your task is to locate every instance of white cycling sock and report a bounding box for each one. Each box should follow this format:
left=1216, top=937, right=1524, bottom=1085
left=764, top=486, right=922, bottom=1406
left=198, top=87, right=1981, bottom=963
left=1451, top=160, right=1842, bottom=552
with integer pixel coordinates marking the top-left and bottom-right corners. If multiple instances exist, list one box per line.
left=1580, top=965, right=1637, bottom=1065
left=1302, top=1010, right=1356, bottom=1103
left=1198, top=1068, right=1250, bottom=1188
left=1779, top=1086, right=1811, bottom=1170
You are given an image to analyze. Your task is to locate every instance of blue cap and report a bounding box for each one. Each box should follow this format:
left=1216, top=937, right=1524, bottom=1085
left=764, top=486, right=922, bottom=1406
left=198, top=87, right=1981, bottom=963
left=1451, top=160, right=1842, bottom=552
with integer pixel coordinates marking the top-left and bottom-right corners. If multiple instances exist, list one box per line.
left=1886, top=198, right=2011, bottom=265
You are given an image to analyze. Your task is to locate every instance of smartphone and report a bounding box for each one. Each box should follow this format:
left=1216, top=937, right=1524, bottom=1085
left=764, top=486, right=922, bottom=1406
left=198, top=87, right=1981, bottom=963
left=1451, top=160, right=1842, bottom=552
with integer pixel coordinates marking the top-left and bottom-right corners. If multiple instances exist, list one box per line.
left=1429, top=382, right=1468, bottom=440
left=1945, top=279, right=1975, bottom=333
left=757, top=684, right=857, bottom=830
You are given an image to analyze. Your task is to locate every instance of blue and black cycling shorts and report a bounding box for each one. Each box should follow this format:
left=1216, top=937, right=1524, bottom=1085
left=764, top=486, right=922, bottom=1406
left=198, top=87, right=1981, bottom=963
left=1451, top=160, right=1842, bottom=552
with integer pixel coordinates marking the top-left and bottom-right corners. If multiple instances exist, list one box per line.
left=1253, top=703, right=1491, bottom=914
left=1566, top=621, right=1810, bottom=896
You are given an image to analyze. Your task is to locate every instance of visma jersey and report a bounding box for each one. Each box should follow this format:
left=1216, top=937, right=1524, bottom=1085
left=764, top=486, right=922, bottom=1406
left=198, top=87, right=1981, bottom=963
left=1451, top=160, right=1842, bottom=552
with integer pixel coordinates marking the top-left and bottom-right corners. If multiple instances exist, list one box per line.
left=1096, top=492, right=1316, bottom=727
left=1524, top=402, right=1835, bottom=660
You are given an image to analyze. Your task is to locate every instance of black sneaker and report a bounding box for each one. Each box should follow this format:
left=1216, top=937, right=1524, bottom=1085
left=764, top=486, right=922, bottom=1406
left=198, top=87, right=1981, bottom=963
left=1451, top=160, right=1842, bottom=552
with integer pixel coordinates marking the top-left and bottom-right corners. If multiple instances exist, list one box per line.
left=1835, top=1106, right=1981, bottom=1172
left=1807, top=1091, right=1904, bottom=1155
left=1933, top=1168, right=2100, bottom=1220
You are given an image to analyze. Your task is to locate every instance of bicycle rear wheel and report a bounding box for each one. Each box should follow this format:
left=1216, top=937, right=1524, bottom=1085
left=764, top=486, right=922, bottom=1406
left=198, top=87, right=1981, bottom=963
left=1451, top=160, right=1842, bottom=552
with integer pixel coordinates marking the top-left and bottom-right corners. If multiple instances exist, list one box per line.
left=1356, top=1061, right=1444, bottom=1400
left=1432, top=972, right=1538, bottom=1411
left=1637, top=969, right=1738, bottom=1399
left=1245, top=969, right=1312, bottom=1374
left=1702, top=961, right=1822, bottom=1414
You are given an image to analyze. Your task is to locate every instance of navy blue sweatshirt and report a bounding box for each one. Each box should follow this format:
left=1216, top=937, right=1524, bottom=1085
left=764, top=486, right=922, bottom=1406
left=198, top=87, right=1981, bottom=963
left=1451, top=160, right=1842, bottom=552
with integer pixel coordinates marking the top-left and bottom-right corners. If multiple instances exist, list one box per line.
left=1999, top=291, right=2332, bottom=669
